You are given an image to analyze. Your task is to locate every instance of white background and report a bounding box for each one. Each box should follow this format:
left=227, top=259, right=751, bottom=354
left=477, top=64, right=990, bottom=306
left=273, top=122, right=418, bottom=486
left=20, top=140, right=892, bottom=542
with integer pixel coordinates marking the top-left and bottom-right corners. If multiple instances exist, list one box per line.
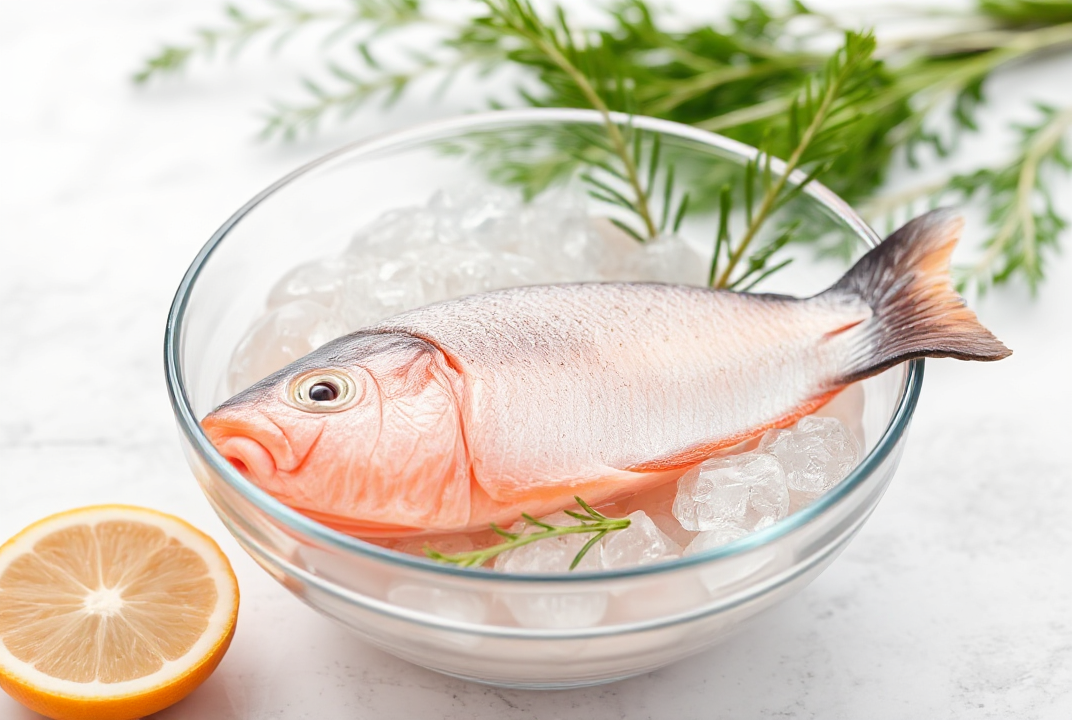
left=1, top=1, right=1071, bottom=718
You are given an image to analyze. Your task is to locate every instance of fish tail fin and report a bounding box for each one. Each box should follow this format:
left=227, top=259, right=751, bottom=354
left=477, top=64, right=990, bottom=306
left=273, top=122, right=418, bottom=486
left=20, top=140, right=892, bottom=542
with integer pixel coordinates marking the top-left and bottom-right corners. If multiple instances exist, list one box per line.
left=825, top=208, right=1011, bottom=383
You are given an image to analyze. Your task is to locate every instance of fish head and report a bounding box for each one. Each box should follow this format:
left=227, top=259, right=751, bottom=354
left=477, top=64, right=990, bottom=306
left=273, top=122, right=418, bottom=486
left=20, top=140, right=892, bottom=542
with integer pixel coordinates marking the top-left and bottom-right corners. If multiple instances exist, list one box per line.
left=201, top=332, right=470, bottom=535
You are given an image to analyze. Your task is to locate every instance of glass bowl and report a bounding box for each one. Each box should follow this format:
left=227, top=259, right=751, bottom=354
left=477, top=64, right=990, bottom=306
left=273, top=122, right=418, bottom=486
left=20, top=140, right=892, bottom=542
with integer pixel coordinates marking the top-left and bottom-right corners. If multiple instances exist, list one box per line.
left=164, top=108, right=922, bottom=689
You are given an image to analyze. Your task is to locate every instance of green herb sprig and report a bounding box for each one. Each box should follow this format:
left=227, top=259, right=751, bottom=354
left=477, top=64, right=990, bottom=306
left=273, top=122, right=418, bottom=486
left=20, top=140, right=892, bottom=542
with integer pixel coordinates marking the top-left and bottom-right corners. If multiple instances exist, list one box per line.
left=954, top=104, right=1072, bottom=293
left=135, top=0, right=1072, bottom=294
left=476, top=0, right=662, bottom=240
left=710, top=30, right=879, bottom=289
left=134, top=0, right=425, bottom=84
left=423, top=497, right=630, bottom=570
left=864, top=103, right=1072, bottom=294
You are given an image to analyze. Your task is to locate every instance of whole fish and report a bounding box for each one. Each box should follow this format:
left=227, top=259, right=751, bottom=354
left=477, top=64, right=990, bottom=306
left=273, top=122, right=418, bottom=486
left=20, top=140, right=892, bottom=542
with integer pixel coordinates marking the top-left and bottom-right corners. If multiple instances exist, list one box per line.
left=203, top=210, right=1010, bottom=537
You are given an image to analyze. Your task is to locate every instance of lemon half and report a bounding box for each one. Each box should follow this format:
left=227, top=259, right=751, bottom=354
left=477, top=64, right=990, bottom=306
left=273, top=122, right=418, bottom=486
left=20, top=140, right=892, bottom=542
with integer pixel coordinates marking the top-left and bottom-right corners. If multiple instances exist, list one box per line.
left=0, top=505, right=239, bottom=720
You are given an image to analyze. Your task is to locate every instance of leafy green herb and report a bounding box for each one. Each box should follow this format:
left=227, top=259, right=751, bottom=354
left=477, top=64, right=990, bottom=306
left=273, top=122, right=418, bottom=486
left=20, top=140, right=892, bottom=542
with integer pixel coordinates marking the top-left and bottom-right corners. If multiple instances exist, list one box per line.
left=953, top=105, right=1072, bottom=293
left=134, top=0, right=422, bottom=83
left=423, top=496, right=630, bottom=570
left=710, top=31, right=879, bottom=289
left=477, top=0, right=661, bottom=239
left=135, top=0, right=1072, bottom=293
left=865, top=104, right=1072, bottom=294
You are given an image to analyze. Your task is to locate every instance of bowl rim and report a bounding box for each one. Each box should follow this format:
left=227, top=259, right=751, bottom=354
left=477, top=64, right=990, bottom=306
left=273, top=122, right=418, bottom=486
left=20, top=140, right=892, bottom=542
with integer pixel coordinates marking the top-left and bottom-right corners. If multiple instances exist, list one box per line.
left=164, top=107, right=924, bottom=583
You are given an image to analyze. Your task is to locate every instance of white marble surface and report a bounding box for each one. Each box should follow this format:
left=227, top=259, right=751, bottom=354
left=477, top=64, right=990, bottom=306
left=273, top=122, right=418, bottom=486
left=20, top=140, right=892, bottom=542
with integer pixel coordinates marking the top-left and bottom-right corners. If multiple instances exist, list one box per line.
left=2, top=1, right=1071, bottom=718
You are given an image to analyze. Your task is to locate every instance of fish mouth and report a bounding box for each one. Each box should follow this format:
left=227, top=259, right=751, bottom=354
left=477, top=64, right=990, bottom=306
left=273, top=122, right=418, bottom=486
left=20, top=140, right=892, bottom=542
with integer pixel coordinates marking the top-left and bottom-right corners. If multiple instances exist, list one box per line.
left=212, top=434, right=278, bottom=483
left=201, top=407, right=318, bottom=486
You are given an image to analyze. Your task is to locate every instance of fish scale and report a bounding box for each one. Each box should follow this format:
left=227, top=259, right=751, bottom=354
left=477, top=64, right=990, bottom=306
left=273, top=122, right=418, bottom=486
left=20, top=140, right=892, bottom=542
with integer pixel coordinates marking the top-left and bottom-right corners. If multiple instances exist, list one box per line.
left=374, top=283, right=863, bottom=501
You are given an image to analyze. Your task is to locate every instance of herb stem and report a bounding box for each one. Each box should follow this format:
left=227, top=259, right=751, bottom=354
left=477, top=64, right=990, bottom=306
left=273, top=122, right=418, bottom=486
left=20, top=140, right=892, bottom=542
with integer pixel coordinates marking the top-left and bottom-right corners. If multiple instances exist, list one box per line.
left=644, top=58, right=814, bottom=116
left=525, top=34, right=658, bottom=238
left=261, top=47, right=498, bottom=139
left=697, top=96, right=791, bottom=133
left=481, top=0, right=659, bottom=238
left=134, top=5, right=357, bottom=83
left=882, top=22, right=1072, bottom=145
left=424, top=497, right=630, bottom=570
left=893, top=19, right=1072, bottom=60
left=966, top=104, right=1072, bottom=286
left=427, top=520, right=627, bottom=568
left=713, top=70, right=843, bottom=288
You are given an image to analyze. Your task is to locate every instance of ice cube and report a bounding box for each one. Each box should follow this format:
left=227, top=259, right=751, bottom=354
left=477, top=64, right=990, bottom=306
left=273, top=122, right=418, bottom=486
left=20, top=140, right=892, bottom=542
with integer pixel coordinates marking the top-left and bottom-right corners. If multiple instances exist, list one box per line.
left=425, top=245, right=538, bottom=298
left=673, top=463, right=749, bottom=531
left=336, top=254, right=436, bottom=330
left=459, top=196, right=516, bottom=232
left=549, top=217, right=599, bottom=272
left=646, top=511, right=696, bottom=549
left=266, top=256, right=360, bottom=311
left=620, top=481, right=696, bottom=548
left=753, top=514, right=778, bottom=531
left=497, top=511, right=609, bottom=628
left=760, top=415, right=861, bottom=498
left=349, top=207, right=440, bottom=253
left=386, top=583, right=488, bottom=624
left=692, top=540, right=778, bottom=594
left=813, top=382, right=866, bottom=448
left=587, top=216, right=647, bottom=279
left=428, top=184, right=520, bottom=236
left=601, top=511, right=681, bottom=569
left=227, top=300, right=347, bottom=394
left=496, top=512, right=603, bottom=574
left=747, top=459, right=791, bottom=525
left=608, top=573, right=708, bottom=622
left=503, top=590, right=609, bottom=629
left=513, top=190, right=607, bottom=281
left=672, top=453, right=788, bottom=531
left=335, top=185, right=597, bottom=331
left=684, top=524, right=750, bottom=556
left=627, top=232, right=708, bottom=285
left=600, top=509, right=703, bottom=620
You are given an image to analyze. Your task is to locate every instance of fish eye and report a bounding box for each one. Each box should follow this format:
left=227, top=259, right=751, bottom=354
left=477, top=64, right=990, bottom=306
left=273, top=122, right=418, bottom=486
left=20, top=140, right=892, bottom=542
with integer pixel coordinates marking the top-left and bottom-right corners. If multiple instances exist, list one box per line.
left=308, top=382, right=338, bottom=402
left=287, top=369, right=361, bottom=413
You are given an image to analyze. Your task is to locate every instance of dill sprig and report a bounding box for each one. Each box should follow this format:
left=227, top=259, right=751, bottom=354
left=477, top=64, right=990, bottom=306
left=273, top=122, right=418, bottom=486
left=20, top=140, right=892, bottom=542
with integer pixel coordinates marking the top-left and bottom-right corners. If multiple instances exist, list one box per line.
left=423, top=497, right=630, bottom=570
left=135, top=0, right=1072, bottom=293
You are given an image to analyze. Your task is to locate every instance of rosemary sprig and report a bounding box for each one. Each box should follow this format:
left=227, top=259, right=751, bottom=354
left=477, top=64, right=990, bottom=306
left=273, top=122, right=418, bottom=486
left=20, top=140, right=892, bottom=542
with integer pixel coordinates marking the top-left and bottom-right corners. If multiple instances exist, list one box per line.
left=423, top=497, right=630, bottom=570
left=708, top=31, right=879, bottom=289
left=954, top=104, right=1072, bottom=293
left=477, top=0, right=660, bottom=239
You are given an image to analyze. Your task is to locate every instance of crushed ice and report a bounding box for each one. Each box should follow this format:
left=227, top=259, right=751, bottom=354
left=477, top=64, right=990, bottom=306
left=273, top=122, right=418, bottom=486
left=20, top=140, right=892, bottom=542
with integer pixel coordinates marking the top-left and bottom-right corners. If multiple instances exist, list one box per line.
left=673, top=415, right=862, bottom=557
